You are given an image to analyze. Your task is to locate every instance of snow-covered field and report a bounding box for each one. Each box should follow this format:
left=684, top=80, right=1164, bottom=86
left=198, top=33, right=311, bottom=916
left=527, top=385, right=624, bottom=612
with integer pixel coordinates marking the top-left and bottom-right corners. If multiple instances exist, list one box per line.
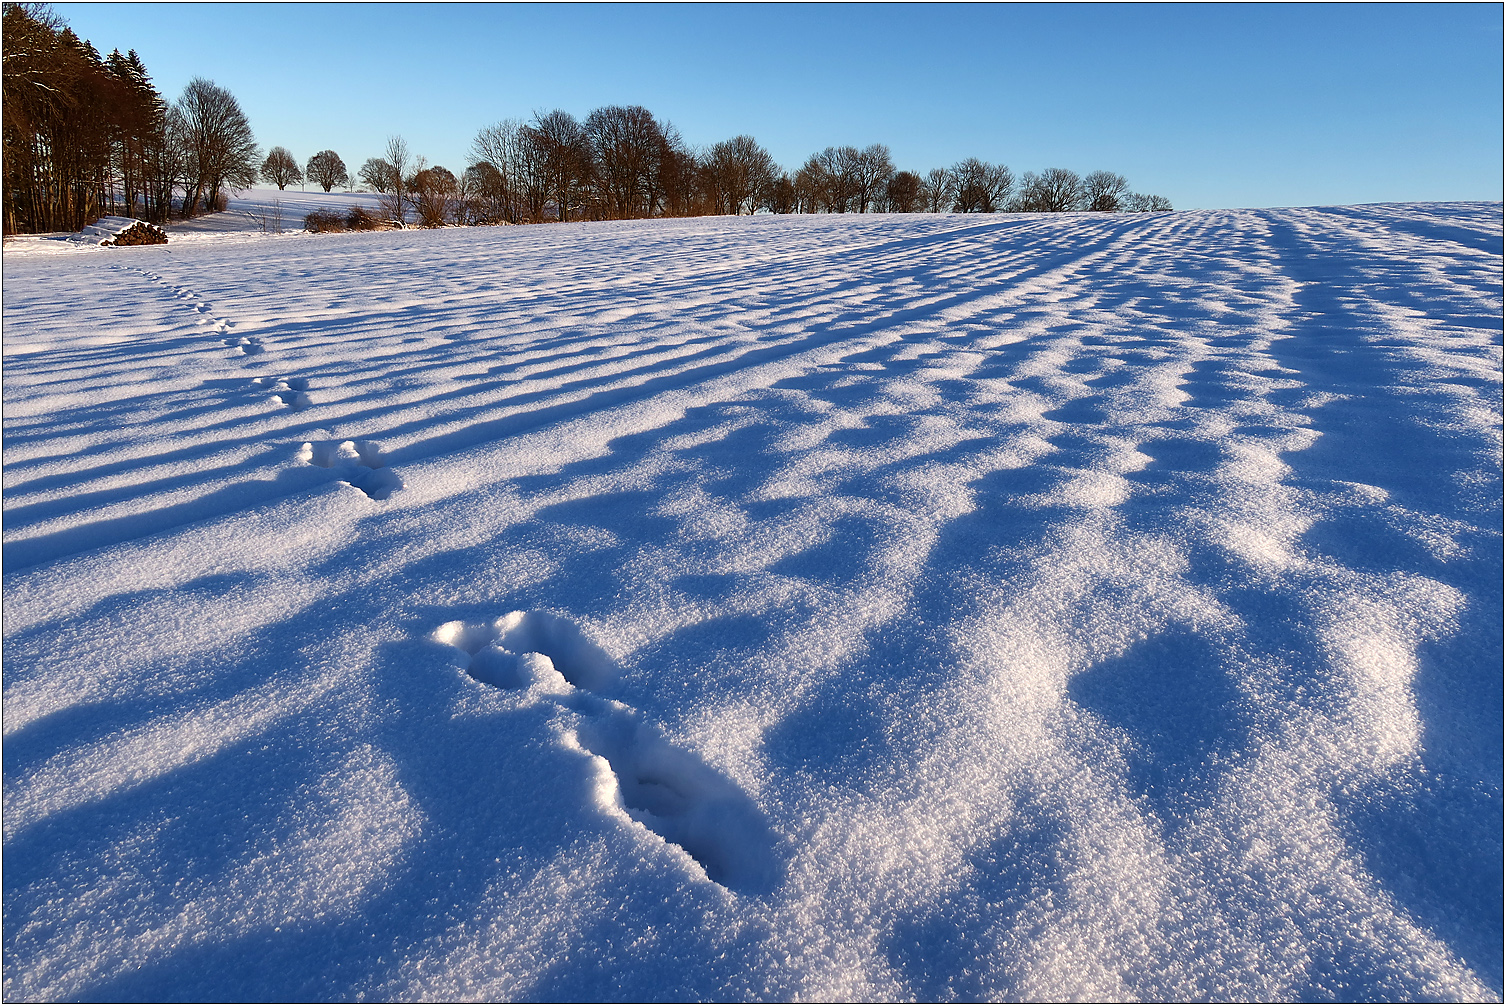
left=2, top=199, right=1501, bottom=1001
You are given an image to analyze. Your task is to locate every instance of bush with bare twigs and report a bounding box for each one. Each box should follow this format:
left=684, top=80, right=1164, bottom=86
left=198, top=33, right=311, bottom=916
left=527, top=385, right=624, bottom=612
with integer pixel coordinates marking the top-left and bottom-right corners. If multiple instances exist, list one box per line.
left=303, top=208, right=346, bottom=233
left=345, top=205, right=385, bottom=230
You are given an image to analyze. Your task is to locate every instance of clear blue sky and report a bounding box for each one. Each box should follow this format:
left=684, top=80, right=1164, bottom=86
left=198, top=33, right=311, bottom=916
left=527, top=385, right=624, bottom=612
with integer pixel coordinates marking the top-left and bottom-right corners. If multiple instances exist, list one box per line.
left=54, top=2, right=1503, bottom=209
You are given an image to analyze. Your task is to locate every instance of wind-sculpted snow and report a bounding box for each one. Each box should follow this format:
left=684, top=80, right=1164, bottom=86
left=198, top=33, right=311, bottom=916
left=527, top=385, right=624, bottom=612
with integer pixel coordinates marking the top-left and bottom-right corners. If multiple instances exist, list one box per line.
left=2, top=204, right=1500, bottom=1001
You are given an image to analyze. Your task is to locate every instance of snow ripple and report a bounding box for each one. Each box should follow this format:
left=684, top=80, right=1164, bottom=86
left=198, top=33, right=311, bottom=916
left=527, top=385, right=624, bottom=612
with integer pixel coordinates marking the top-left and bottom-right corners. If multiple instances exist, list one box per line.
left=2, top=203, right=1499, bottom=1001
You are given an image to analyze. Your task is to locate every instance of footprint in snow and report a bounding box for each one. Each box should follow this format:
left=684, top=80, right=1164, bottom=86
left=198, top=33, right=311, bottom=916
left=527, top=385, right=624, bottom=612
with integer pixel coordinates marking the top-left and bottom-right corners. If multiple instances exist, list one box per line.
left=433, top=611, right=783, bottom=895
left=298, top=439, right=403, bottom=500
left=252, top=375, right=312, bottom=411
left=224, top=336, right=264, bottom=356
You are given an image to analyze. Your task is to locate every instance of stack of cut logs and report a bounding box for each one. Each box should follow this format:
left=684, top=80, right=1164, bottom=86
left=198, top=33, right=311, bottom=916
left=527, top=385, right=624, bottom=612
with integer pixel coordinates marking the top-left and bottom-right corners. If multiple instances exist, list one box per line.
left=105, top=221, right=168, bottom=246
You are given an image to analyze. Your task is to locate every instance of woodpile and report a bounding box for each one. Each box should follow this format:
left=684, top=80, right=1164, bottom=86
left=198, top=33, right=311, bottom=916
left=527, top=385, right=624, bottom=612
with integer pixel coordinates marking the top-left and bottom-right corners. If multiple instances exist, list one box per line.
left=107, top=221, right=168, bottom=246
left=72, top=216, right=168, bottom=247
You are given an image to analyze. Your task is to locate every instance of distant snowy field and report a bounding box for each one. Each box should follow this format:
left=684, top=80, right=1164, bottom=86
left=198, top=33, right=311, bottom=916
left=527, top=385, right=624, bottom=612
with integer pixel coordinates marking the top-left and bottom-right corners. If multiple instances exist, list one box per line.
left=3, top=195, right=1501, bottom=1001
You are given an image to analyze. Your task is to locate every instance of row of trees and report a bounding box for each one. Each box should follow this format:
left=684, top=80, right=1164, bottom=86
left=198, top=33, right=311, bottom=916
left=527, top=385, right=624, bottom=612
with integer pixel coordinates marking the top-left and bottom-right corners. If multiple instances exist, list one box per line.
left=323, top=106, right=1170, bottom=229
left=260, top=146, right=349, bottom=192
left=3, top=4, right=1171, bottom=234
left=3, top=2, right=258, bottom=233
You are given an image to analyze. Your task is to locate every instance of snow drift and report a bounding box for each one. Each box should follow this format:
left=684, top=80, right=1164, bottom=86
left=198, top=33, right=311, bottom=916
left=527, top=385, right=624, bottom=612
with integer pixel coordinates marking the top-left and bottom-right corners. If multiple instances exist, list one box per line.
left=2, top=201, right=1501, bottom=1001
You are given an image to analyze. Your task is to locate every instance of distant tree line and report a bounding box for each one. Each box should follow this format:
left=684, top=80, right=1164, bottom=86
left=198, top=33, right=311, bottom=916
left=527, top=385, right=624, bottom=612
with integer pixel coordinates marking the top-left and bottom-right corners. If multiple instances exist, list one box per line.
left=335, top=108, right=1170, bottom=229
left=2, top=2, right=258, bottom=233
left=2, top=3, right=1171, bottom=235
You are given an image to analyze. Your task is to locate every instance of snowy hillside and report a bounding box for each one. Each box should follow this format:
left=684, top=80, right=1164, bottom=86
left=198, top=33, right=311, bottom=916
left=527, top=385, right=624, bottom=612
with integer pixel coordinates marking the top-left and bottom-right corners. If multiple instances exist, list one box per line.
left=167, top=186, right=389, bottom=235
left=2, top=204, right=1501, bottom=1001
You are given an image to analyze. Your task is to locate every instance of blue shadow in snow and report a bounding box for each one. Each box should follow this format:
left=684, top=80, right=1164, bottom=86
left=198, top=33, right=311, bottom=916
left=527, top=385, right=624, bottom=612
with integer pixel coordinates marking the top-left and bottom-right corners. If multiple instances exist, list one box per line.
left=885, top=805, right=1067, bottom=1002
left=1067, top=632, right=1246, bottom=821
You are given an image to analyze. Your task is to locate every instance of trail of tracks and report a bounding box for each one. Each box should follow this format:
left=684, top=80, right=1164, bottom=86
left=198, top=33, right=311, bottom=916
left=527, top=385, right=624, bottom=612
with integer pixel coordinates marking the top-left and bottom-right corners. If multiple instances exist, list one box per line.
left=3, top=213, right=1171, bottom=567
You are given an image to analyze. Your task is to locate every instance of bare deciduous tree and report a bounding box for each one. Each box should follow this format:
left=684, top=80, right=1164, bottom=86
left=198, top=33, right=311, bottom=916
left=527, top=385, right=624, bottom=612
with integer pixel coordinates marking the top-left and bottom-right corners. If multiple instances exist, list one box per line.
left=409, top=163, right=456, bottom=227
left=764, top=173, right=797, bottom=214
left=260, top=146, right=301, bottom=189
left=1083, top=170, right=1130, bottom=212
left=460, top=161, right=506, bottom=224
left=920, top=168, right=955, bottom=213
left=144, top=106, right=188, bottom=223
left=952, top=158, right=1013, bottom=212
left=885, top=171, right=923, bottom=213
left=909, top=167, right=945, bottom=213
left=470, top=121, right=515, bottom=180
left=177, top=77, right=257, bottom=216
left=793, top=158, right=831, bottom=213
left=811, top=146, right=862, bottom=212
left=470, top=118, right=563, bottom=223
left=381, top=134, right=411, bottom=225
left=703, top=135, right=775, bottom=215
left=305, top=149, right=348, bottom=192
left=1123, top=192, right=1173, bottom=212
left=585, top=104, right=663, bottom=219
left=524, top=109, right=592, bottom=222
left=358, top=156, right=395, bottom=193
left=471, top=119, right=528, bottom=222
left=1014, top=167, right=1085, bottom=212
left=852, top=144, right=895, bottom=213
left=655, top=131, right=700, bottom=218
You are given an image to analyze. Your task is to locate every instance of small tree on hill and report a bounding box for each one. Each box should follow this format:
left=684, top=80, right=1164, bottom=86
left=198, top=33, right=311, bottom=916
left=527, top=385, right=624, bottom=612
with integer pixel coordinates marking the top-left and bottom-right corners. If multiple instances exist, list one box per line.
left=1124, top=192, right=1173, bottom=212
left=811, top=146, right=860, bottom=212
left=524, top=110, right=593, bottom=222
left=584, top=104, right=663, bottom=219
left=380, top=135, right=411, bottom=225
left=885, top=171, right=923, bottom=213
left=306, top=149, right=348, bottom=192
left=655, top=134, right=699, bottom=218
left=261, top=146, right=302, bottom=189
left=764, top=173, right=797, bottom=214
left=703, top=135, right=776, bottom=215
left=920, top=168, right=954, bottom=213
left=1083, top=170, right=1129, bottom=212
left=794, top=158, right=833, bottom=213
left=410, top=163, right=457, bottom=227
left=852, top=144, right=895, bottom=213
left=952, top=158, right=1013, bottom=212
left=358, top=157, right=396, bottom=193
left=1014, top=168, right=1085, bottom=212
left=462, top=161, right=506, bottom=223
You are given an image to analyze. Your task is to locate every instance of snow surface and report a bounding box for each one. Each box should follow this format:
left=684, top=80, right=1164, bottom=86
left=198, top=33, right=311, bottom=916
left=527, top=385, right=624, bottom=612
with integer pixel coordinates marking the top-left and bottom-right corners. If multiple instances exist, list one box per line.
left=2, top=201, right=1501, bottom=1001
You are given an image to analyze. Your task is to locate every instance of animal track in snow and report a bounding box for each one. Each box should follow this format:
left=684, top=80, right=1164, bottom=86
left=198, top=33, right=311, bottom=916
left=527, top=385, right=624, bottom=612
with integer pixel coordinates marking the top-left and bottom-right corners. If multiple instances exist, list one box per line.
left=433, top=611, right=783, bottom=894
left=252, top=376, right=312, bottom=411
left=224, top=336, right=264, bottom=356
left=298, top=439, right=403, bottom=500
left=120, top=265, right=234, bottom=335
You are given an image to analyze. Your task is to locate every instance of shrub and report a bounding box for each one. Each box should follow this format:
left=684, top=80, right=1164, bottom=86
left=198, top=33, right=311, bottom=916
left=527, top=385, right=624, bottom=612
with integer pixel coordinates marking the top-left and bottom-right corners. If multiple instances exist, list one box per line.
left=346, top=205, right=383, bottom=230
left=248, top=198, right=285, bottom=233
left=304, top=208, right=347, bottom=233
